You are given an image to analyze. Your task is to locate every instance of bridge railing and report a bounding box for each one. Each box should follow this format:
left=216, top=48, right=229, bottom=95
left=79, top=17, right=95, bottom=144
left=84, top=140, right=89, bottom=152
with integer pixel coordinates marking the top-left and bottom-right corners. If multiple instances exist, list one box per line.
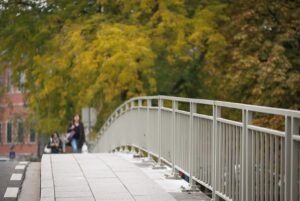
left=93, top=95, right=300, bottom=201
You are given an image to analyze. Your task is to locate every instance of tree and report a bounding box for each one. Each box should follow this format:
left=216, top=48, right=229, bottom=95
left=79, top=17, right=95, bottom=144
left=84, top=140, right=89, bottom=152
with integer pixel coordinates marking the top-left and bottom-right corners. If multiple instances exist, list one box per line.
left=28, top=16, right=156, bottom=132
left=0, top=0, right=107, bottom=132
left=1, top=0, right=299, bottom=133
left=216, top=0, right=300, bottom=110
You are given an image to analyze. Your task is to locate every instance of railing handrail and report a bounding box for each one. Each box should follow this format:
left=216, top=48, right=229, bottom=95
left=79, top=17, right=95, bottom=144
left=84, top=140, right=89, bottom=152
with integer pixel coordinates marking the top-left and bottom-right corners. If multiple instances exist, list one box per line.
left=98, top=95, right=300, bottom=136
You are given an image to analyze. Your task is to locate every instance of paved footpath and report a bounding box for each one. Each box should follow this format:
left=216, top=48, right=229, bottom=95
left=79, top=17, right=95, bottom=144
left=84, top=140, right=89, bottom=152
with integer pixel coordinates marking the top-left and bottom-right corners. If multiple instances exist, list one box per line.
left=18, top=162, right=40, bottom=201
left=117, top=153, right=211, bottom=201
left=41, top=154, right=178, bottom=201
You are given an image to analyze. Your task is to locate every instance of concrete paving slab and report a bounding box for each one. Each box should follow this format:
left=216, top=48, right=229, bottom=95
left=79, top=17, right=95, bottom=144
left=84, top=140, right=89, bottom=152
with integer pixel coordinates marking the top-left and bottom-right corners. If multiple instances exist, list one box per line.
left=115, top=171, right=149, bottom=180
left=170, top=192, right=212, bottom=201
left=41, top=173, right=52, bottom=180
left=56, top=197, right=94, bottom=201
left=54, top=181, right=88, bottom=188
left=84, top=170, right=116, bottom=178
left=40, top=198, right=54, bottom=201
left=52, top=172, right=83, bottom=178
left=41, top=153, right=180, bottom=201
left=55, top=186, right=91, bottom=192
left=93, top=192, right=134, bottom=201
left=117, top=152, right=211, bottom=201
left=41, top=188, right=54, bottom=198
left=18, top=162, right=41, bottom=201
left=55, top=190, right=93, bottom=198
left=41, top=180, right=54, bottom=188
left=135, top=194, right=177, bottom=201
left=125, top=185, right=165, bottom=196
left=88, top=180, right=128, bottom=193
left=54, top=177, right=86, bottom=184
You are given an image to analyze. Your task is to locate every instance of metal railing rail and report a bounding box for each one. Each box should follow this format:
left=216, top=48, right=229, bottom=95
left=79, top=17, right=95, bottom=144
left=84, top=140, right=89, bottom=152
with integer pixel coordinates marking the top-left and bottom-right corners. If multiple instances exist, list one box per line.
left=92, top=95, right=300, bottom=201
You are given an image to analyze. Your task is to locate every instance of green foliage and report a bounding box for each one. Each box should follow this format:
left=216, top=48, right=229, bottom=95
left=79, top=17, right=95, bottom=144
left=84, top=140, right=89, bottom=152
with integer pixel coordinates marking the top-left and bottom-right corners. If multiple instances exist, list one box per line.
left=30, top=17, right=156, bottom=132
left=215, top=0, right=300, bottom=110
left=0, top=0, right=299, bottom=133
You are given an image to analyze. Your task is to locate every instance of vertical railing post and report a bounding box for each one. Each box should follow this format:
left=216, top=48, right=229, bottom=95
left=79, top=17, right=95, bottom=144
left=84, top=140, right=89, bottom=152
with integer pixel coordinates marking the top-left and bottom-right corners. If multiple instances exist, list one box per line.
left=123, top=103, right=129, bottom=147
left=128, top=101, right=135, bottom=152
left=245, top=110, right=252, bottom=201
left=158, top=98, right=163, bottom=165
left=138, top=99, right=142, bottom=107
left=241, top=109, right=246, bottom=201
left=171, top=100, right=178, bottom=175
left=241, top=109, right=252, bottom=201
left=126, top=102, right=130, bottom=149
left=285, top=115, right=292, bottom=201
left=188, top=101, right=197, bottom=188
left=212, top=104, right=221, bottom=200
left=111, top=115, right=114, bottom=123
left=291, top=117, right=299, bottom=201
left=130, top=101, right=135, bottom=109
left=138, top=99, right=142, bottom=147
left=152, top=97, right=166, bottom=169
left=146, top=99, right=151, bottom=157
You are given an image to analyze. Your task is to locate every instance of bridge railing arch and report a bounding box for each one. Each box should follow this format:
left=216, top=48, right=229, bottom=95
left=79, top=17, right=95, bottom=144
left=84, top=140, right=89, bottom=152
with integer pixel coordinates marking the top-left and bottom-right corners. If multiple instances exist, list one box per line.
left=93, top=95, right=300, bottom=201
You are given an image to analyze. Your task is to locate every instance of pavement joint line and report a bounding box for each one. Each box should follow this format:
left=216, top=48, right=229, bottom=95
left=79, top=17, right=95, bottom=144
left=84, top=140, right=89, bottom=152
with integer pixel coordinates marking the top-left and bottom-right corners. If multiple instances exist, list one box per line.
left=49, top=155, right=56, bottom=201
left=4, top=187, right=19, bottom=198
left=73, top=154, right=96, bottom=201
left=95, top=154, right=137, bottom=201
left=15, top=165, right=26, bottom=170
left=10, top=173, right=23, bottom=181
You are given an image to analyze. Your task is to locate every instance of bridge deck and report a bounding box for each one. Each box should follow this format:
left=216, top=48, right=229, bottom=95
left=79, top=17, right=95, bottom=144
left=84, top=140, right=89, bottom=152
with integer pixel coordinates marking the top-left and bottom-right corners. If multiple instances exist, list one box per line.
left=41, top=153, right=210, bottom=201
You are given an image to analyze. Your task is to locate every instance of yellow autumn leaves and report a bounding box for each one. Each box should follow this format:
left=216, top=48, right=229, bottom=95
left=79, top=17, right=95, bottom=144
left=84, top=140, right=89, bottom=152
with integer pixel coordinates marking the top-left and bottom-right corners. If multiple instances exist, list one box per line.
left=29, top=16, right=157, bottom=132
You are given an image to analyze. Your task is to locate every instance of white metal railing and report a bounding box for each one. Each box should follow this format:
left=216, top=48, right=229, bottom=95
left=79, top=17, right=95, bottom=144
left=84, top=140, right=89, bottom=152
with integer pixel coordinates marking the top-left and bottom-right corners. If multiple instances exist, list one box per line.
left=92, top=95, right=300, bottom=201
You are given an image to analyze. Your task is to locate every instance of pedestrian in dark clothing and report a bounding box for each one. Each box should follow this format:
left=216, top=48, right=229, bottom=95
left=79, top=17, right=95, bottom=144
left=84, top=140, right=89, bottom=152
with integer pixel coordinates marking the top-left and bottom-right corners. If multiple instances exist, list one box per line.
left=67, top=114, right=85, bottom=153
left=48, top=132, right=62, bottom=153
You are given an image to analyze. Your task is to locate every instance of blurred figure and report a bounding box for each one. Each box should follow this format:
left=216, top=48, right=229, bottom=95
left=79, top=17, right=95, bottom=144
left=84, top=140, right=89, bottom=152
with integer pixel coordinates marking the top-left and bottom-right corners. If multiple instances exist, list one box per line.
left=48, top=132, right=62, bottom=153
left=67, top=114, right=85, bottom=153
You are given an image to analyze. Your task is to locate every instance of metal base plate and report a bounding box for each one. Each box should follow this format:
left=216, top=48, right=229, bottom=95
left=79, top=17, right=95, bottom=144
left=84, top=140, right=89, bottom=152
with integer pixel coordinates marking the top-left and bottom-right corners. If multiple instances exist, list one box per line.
left=165, top=173, right=181, bottom=180
left=152, top=164, right=166, bottom=170
left=181, top=185, right=200, bottom=193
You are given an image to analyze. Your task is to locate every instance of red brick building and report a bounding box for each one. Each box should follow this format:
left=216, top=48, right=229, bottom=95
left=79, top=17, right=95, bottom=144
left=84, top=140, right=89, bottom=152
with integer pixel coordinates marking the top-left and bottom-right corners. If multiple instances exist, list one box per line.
left=0, top=67, right=37, bottom=158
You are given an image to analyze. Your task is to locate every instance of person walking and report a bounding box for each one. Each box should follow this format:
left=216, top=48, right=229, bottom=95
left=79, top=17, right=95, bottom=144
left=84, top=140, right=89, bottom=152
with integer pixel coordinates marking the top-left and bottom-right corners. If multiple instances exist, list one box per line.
left=67, top=114, right=86, bottom=153
left=48, top=132, right=62, bottom=153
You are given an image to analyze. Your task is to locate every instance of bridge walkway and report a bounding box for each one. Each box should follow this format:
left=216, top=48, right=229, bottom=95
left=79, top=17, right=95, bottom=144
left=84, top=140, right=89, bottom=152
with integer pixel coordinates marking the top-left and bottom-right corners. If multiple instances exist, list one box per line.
left=40, top=153, right=210, bottom=201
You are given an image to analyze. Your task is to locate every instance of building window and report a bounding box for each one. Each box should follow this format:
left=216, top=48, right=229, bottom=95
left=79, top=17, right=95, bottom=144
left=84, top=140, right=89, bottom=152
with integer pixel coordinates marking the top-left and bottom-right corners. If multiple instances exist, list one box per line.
left=18, top=72, right=26, bottom=92
left=7, top=121, right=12, bottom=144
left=23, top=99, right=28, bottom=108
left=30, top=128, right=36, bottom=143
left=17, top=121, right=24, bottom=143
left=0, top=75, right=4, bottom=87
left=6, top=69, right=12, bottom=93
left=0, top=123, right=2, bottom=144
